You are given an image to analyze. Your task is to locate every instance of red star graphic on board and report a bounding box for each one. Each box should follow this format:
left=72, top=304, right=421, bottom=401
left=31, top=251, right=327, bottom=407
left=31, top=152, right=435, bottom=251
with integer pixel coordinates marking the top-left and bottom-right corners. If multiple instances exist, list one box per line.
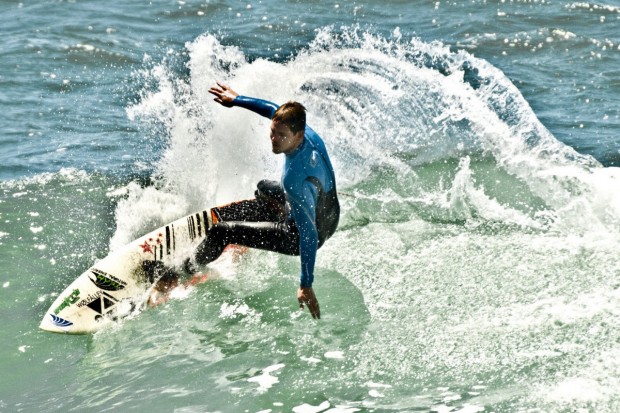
left=140, top=240, right=152, bottom=253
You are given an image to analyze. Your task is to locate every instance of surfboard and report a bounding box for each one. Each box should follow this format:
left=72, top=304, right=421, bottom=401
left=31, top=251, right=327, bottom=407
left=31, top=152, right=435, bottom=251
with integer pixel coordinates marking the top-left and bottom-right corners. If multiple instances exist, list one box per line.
left=39, top=200, right=256, bottom=334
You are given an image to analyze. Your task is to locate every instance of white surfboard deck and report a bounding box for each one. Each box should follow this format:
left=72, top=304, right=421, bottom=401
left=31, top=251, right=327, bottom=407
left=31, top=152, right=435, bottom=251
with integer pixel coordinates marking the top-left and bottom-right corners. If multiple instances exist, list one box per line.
left=39, top=208, right=215, bottom=334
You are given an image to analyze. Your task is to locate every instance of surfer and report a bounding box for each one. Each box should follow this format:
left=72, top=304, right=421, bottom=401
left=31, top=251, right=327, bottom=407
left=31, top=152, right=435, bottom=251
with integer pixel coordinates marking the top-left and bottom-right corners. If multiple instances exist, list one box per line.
left=188, top=83, right=340, bottom=319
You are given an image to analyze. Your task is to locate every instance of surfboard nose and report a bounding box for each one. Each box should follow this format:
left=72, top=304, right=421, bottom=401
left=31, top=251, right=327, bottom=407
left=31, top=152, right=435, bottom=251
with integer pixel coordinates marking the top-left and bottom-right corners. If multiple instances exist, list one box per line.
left=39, top=313, right=74, bottom=334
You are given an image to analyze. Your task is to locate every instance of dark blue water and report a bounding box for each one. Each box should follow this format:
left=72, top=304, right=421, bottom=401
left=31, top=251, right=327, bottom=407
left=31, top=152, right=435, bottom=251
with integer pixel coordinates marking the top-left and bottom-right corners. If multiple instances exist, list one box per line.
left=1, top=1, right=618, bottom=180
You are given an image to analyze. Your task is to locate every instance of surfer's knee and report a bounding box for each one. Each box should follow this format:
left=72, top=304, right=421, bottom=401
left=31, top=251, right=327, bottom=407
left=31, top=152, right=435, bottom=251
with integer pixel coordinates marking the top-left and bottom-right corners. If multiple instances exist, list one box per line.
left=195, top=223, right=231, bottom=265
left=256, top=179, right=285, bottom=204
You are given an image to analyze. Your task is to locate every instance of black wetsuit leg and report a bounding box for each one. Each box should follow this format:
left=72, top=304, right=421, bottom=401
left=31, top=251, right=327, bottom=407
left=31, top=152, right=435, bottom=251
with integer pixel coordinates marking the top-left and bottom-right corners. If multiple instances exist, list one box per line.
left=194, top=180, right=300, bottom=266
left=193, top=179, right=339, bottom=266
left=195, top=219, right=300, bottom=265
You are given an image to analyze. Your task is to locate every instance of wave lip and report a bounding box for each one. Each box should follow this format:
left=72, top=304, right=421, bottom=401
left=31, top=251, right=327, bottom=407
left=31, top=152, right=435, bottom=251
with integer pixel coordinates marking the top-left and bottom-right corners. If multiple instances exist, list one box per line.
left=127, top=27, right=619, bottom=236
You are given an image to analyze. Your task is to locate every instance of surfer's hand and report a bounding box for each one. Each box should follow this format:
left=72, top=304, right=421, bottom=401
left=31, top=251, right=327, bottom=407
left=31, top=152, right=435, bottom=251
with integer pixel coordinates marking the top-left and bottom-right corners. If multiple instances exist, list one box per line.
left=297, top=287, right=321, bottom=319
left=208, top=82, right=238, bottom=107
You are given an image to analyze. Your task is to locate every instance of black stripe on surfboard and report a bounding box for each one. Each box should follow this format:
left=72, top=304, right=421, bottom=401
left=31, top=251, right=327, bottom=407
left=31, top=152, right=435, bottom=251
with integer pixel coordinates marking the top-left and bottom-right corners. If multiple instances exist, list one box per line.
left=196, top=213, right=202, bottom=237
left=188, top=216, right=196, bottom=240
left=166, top=226, right=171, bottom=255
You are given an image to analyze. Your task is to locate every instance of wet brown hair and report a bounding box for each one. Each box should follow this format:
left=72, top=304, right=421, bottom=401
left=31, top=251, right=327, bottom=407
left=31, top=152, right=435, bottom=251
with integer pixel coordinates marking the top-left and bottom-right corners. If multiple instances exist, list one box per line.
left=272, top=101, right=306, bottom=134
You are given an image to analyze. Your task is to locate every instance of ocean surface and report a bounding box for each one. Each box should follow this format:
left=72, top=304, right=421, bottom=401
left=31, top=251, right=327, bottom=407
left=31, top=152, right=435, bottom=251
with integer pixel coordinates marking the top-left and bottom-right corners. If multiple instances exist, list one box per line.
left=1, top=0, right=620, bottom=412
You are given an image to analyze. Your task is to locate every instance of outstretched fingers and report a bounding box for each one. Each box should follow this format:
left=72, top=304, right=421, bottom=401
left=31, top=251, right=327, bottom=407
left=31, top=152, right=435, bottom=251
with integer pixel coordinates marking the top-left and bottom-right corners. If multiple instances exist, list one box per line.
left=208, top=82, right=237, bottom=107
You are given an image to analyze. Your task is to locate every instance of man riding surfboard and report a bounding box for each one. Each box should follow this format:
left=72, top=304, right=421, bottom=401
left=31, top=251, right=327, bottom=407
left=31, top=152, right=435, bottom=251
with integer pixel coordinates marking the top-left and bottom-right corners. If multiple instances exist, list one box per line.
left=187, top=83, right=340, bottom=319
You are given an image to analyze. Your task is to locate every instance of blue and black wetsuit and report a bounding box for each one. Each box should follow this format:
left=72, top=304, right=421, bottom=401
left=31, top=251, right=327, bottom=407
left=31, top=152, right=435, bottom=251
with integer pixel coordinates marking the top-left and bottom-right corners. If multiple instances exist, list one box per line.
left=194, top=96, right=340, bottom=288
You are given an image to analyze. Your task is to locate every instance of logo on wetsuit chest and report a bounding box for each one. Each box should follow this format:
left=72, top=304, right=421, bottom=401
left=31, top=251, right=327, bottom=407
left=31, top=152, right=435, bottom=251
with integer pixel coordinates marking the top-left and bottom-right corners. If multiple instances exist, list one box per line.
left=310, top=151, right=319, bottom=168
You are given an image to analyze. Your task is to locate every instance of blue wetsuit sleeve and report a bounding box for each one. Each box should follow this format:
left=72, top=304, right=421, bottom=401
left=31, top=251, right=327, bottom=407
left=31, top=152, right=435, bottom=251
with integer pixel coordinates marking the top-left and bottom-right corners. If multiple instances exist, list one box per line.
left=288, top=180, right=319, bottom=288
left=232, top=96, right=279, bottom=119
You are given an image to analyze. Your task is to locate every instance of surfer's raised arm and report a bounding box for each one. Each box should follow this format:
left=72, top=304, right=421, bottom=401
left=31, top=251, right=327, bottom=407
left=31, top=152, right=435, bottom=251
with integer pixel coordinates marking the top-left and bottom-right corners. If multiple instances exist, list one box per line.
left=209, top=82, right=279, bottom=119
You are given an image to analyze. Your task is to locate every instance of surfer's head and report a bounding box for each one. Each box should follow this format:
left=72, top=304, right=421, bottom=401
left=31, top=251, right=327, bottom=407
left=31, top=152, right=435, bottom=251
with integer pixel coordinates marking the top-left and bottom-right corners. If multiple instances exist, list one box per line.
left=270, top=101, right=306, bottom=155
left=273, top=101, right=306, bottom=134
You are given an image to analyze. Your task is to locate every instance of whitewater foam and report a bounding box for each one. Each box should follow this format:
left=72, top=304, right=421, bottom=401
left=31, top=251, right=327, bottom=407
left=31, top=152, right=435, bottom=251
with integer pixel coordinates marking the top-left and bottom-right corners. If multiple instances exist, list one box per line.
left=123, top=28, right=619, bottom=241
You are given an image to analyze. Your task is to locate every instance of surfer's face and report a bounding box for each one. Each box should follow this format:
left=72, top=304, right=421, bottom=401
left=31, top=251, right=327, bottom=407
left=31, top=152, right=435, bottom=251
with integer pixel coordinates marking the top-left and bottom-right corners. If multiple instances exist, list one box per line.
left=270, top=121, right=302, bottom=155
